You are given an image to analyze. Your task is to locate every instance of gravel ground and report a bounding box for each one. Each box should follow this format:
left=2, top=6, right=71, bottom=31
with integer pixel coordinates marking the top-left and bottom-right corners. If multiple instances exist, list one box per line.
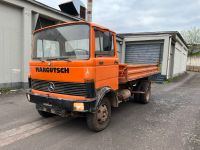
left=0, top=72, right=200, bottom=150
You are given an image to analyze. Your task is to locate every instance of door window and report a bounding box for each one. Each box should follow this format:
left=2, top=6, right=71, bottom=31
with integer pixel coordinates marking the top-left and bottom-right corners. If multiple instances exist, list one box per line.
left=95, top=30, right=114, bottom=57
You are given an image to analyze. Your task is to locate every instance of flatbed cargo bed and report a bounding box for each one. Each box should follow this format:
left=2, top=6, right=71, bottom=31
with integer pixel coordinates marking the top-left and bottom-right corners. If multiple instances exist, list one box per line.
left=119, top=64, right=160, bottom=84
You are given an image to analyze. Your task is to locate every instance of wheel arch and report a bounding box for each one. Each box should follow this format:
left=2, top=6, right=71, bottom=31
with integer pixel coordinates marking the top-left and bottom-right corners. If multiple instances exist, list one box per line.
left=96, top=87, right=118, bottom=108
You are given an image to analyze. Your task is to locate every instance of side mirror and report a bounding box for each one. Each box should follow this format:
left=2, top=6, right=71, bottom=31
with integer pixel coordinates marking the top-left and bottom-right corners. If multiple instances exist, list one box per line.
left=103, top=32, right=112, bottom=51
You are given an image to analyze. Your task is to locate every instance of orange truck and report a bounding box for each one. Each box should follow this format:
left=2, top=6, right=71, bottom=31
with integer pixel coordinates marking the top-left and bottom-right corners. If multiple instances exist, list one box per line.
left=26, top=21, right=159, bottom=131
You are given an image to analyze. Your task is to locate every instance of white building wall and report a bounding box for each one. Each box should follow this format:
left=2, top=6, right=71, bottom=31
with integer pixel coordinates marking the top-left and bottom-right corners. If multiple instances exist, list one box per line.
left=116, top=42, right=122, bottom=63
left=173, top=37, right=188, bottom=77
left=0, top=2, right=23, bottom=88
left=22, top=8, right=32, bottom=85
left=173, top=47, right=182, bottom=75
left=116, top=37, right=123, bottom=63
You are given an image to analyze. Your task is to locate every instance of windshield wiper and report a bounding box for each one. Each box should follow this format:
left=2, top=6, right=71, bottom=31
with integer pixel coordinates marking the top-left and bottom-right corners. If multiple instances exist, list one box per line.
left=59, top=57, right=72, bottom=62
left=35, top=58, right=46, bottom=62
left=46, top=58, right=59, bottom=61
left=46, top=57, right=72, bottom=62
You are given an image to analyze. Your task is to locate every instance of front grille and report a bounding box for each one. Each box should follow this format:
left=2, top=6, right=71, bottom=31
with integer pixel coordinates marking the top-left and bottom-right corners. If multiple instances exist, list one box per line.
left=31, top=79, right=88, bottom=97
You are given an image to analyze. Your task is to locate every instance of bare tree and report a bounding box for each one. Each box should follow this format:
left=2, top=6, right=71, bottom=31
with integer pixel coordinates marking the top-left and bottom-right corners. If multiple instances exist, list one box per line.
left=181, top=27, right=200, bottom=55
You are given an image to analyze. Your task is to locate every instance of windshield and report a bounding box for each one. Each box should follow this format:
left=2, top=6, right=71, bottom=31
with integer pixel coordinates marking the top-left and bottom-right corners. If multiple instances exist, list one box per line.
left=33, top=24, right=90, bottom=60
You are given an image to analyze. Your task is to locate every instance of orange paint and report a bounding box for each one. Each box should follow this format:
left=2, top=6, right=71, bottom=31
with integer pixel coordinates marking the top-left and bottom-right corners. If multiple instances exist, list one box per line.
left=30, top=22, right=159, bottom=100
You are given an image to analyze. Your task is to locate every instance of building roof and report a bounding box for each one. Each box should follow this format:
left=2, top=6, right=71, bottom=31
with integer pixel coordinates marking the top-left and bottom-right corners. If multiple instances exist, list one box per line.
left=28, top=0, right=81, bottom=21
left=118, top=31, right=188, bottom=48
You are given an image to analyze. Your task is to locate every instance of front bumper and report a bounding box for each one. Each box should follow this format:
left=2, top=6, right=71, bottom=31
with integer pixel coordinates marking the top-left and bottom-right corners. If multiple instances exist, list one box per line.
left=26, top=92, right=96, bottom=113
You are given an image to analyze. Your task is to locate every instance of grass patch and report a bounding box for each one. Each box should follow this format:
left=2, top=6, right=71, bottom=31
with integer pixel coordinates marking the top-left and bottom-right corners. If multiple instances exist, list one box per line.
left=164, top=72, right=188, bottom=84
left=190, top=51, right=200, bottom=56
left=164, top=76, right=180, bottom=84
left=0, top=88, right=11, bottom=94
left=163, top=80, right=170, bottom=84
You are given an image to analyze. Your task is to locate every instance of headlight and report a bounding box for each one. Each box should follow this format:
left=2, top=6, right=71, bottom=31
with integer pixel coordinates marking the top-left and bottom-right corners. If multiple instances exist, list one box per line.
left=73, top=103, right=84, bottom=111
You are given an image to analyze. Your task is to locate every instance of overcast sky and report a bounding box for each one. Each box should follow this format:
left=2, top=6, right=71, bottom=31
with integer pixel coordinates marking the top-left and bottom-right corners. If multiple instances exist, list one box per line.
left=37, top=0, right=200, bottom=33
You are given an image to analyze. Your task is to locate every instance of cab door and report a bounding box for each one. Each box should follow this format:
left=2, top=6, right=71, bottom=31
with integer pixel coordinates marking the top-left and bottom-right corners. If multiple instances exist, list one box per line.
left=94, top=29, right=119, bottom=90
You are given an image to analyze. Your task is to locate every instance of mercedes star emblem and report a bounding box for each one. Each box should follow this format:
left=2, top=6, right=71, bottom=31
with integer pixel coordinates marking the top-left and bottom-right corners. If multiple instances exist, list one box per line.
left=48, top=82, right=55, bottom=92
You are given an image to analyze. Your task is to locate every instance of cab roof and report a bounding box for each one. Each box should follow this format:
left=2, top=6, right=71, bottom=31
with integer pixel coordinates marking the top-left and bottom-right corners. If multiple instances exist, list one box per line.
left=34, top=21, right=115, bottom=34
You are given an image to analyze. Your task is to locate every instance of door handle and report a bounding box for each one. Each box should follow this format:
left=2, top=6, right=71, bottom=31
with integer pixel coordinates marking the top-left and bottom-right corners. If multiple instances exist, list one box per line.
left=114, top=60, right=119, bottom=64
left=99, top=61, right=104, bottom=65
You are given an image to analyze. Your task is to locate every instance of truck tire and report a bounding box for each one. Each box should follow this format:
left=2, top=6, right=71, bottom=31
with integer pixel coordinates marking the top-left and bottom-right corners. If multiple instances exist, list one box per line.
left=86, top=97, right=111, bottom=132
left=139, top=82, right=151, bottom=104
left=37, top=110, right=55, bottom=118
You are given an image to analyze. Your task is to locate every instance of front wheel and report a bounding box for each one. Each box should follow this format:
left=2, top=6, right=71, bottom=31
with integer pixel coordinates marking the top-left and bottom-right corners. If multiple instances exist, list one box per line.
left=86, top=97, right=111, bottom=132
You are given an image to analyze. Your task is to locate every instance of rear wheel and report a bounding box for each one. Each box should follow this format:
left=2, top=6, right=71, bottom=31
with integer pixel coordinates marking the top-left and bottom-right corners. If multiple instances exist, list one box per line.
left=86, top=97, right=111, bottom=132
left=133, top=83, right=143, bottom=102
left=138, top=81, right=151, bottom=104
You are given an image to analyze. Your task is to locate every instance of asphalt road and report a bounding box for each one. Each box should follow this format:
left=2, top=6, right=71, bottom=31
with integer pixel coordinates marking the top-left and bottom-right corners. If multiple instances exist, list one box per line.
left=0, top=72, right=200, bottom=150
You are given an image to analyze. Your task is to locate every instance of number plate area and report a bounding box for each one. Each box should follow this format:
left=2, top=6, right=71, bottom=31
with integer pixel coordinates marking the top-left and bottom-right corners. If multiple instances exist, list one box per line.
left=36, top=103, right=69, bottom=117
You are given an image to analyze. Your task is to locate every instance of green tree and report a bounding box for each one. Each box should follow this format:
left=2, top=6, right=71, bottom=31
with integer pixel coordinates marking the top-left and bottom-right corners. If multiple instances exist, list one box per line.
left=181, top=27, right=200, bottom=56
